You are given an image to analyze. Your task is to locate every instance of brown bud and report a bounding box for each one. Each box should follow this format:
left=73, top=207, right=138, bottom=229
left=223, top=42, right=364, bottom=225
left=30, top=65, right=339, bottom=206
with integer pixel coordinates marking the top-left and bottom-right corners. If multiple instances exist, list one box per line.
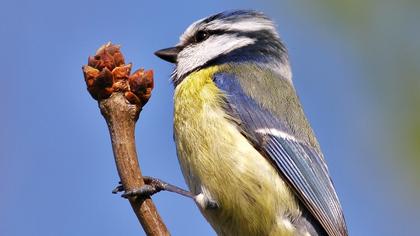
left=82, top=42, right=153, bottom=105
left=88, top=43, right=125, bottom=71
left=112, top=64, right=132, bottom=92
left=83, top=66, right=100, bottom=87
left=96, top=67, right=114, bottom=88
left=86, top=67, right=114, bottom=100
left=112, top=51, right=125, bottom=67
left=87, top=56, right=101, bottom=70
left=124, top=91, right=141, bottom=105
left=129, top=69, right=154, bottom=106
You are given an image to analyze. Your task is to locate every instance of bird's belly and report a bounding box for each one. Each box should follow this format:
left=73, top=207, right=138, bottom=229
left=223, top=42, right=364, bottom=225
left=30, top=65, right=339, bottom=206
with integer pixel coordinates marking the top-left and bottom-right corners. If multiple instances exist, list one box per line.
left=173, top=72, right=300, bottom=235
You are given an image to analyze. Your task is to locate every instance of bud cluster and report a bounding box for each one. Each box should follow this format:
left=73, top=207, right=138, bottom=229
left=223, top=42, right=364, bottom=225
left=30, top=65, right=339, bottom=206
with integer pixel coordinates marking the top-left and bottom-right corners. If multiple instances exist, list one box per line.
left=82, top=42, right=154, bottom=106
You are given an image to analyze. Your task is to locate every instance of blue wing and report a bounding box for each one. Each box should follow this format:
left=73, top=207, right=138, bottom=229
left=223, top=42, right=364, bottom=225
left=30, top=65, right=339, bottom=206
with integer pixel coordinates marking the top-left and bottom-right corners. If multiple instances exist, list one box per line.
left=213, top=71, right=348, bottom=236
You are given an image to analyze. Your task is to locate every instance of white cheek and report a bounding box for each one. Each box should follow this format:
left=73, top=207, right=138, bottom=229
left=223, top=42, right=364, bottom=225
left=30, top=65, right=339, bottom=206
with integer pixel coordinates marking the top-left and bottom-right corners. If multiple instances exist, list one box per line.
left=176, top=35, right=256, bottom=79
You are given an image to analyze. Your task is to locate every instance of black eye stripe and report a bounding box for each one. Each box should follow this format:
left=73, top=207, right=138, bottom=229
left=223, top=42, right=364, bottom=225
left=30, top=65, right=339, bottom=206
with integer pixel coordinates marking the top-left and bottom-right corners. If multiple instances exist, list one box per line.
left=205, top=29, right=226, bottom=35
left=189, top=29, right=278, bottom=47
left=189, top=30, right=243, bottom=44
left=197, top=29, right=268, bottom=38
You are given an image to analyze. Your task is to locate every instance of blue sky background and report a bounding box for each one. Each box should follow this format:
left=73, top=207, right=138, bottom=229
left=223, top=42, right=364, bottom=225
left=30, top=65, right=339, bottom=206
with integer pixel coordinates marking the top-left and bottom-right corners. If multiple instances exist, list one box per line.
left=1, top=0, right=419, bottom=235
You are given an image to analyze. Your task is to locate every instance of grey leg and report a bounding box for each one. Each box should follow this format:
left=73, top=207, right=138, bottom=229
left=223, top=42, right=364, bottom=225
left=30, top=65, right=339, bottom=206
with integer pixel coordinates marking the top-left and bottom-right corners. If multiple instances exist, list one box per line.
left=112, top=176, right=219, bottom=210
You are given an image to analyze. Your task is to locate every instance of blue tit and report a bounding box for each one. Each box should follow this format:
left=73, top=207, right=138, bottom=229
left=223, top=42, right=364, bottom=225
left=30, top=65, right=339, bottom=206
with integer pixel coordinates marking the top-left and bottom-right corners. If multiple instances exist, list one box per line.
left=155, top=10, right=348, bottom=236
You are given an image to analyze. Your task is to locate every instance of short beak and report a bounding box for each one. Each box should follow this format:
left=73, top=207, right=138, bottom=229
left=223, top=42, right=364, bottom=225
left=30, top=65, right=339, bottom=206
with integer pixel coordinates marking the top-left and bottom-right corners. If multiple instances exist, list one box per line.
left=154, top=46, right=182, bottom=63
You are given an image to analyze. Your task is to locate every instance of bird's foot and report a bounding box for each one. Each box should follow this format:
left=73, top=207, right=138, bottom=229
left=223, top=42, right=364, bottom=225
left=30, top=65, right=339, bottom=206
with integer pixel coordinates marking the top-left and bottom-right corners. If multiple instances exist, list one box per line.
left=112, top=176, right=194, bottom=200
left=113, top=177, right=219, bottom=210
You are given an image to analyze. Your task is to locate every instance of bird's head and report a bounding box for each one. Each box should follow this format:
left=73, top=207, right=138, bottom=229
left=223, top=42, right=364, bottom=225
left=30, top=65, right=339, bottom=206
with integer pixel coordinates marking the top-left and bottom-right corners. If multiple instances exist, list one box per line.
left=155, top=10, right=291, bottom=84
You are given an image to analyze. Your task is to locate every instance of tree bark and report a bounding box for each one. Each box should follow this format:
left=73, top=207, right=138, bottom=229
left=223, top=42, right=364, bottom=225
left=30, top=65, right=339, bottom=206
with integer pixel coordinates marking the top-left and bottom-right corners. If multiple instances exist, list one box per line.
left=100, top=93, right=169, bottom=236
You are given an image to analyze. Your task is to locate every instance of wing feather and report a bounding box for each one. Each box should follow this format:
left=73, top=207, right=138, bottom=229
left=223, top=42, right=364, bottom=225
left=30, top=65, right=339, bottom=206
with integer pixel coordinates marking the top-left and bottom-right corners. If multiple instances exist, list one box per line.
left=214, top=72, right=348, bottom=236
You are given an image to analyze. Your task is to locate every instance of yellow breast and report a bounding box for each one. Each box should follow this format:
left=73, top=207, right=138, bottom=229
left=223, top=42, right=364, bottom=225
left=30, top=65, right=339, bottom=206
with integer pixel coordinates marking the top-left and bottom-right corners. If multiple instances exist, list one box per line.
left=173, top=66, right=300, bottom=236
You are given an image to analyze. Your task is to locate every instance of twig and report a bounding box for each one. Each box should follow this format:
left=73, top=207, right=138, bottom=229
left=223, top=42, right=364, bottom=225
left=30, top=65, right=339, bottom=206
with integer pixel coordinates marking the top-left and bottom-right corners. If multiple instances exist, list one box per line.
left=82, top=42, right=170, bottom=236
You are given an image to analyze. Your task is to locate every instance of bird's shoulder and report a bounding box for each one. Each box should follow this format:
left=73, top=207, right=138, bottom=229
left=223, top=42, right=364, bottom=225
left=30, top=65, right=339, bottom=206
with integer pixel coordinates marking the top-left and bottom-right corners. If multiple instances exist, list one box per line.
left=214, top=64, right=320, bottom=149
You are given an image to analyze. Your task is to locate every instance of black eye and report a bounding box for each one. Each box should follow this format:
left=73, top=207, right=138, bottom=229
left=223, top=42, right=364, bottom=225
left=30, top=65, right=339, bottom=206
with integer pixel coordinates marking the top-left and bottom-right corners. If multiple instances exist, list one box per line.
left=194, top=30, right=210, bottom=43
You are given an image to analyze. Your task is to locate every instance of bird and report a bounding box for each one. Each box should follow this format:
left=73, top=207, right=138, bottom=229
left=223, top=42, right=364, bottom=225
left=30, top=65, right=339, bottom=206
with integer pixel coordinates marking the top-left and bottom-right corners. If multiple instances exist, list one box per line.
left=146, top=10, right=347, bottom=236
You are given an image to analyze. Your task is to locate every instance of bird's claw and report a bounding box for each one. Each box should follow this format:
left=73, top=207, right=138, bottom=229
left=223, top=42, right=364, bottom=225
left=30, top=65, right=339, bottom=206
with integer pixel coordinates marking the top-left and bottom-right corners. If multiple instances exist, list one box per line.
left=112, top=177, right=165, bottom=199
left=121, top=184, right=162, bottom=199
left=112, top=183, right=124, bottom=194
